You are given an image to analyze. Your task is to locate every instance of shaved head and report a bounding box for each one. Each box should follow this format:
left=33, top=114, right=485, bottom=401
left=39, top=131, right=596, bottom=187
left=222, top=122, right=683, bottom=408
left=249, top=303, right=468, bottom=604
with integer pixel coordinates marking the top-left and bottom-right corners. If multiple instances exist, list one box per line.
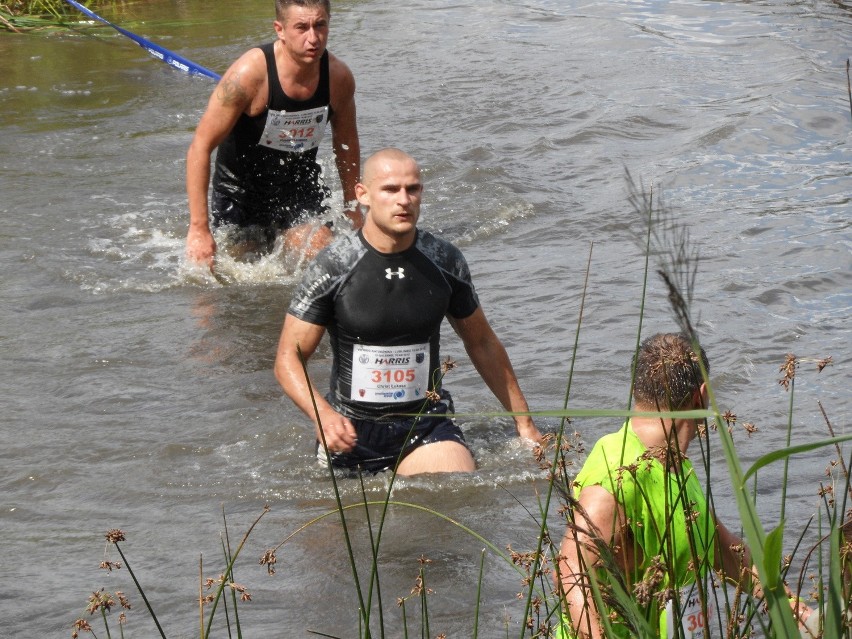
left=355, top=148, right=423, bottom=252
left=361, top=148, right=420, bottom=185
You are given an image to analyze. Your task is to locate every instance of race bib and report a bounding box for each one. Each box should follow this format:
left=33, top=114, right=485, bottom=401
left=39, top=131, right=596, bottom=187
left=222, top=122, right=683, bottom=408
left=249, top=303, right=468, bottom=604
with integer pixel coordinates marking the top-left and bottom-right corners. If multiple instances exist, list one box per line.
left=258, top=105, right=328, bottom=152
left=350, top=343, right=429, bottom=403
left=666, top=584, right=715, bottom=639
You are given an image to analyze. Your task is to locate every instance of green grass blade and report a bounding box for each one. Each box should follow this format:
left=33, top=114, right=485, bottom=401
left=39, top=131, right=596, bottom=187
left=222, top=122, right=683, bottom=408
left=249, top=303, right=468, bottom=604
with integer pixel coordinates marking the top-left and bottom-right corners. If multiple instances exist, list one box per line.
left=742, top=435, right=852, bottom=484
left=296, top=346, right=370, bottom=633
left=518, top=242, right=594, bottom=639
left=473, top=548, right=485, bottom=639
left=705, top=381, right=802, bottom=638
left=112, top=543, right=168, bottom=639
left=203, top=508, right=269, bottom=639
left=763, top=522, right=785, bottom=589
left=823, top=526, right=844, bottom=639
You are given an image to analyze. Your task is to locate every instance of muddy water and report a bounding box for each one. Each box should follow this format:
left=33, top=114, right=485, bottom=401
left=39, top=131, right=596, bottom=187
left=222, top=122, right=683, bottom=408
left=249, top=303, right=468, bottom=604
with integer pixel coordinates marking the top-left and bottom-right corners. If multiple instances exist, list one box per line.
left=0, top=0, right=849, bottom=636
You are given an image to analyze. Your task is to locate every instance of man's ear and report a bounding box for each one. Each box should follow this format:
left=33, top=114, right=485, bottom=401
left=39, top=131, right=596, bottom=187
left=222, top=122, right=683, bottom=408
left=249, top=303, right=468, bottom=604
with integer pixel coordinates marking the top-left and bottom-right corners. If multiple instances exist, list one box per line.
left=355, top=182, right=369, bottom=207
left=697, top=382, right=709, bottom=409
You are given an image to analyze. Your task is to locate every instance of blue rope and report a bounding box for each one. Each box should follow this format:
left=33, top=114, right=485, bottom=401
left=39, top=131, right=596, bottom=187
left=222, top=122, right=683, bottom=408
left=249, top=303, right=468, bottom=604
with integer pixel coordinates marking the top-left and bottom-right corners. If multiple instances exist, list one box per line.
left=63, top=0, right=221, bottom=81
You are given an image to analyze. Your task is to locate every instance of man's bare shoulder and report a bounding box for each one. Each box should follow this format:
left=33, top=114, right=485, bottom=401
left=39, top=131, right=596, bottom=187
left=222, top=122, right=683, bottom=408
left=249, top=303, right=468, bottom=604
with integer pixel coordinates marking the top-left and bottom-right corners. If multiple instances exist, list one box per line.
left=328, top=52, right=356, bottom=95
left=216, top=48, right=267, bottom=104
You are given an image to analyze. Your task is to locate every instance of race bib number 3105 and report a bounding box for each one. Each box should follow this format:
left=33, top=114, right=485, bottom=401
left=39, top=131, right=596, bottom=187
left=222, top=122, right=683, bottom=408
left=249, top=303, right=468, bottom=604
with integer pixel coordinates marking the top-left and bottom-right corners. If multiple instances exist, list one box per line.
left=350, top=343, right=429, bottom=403
left=259, top=105, right=328, bottom=153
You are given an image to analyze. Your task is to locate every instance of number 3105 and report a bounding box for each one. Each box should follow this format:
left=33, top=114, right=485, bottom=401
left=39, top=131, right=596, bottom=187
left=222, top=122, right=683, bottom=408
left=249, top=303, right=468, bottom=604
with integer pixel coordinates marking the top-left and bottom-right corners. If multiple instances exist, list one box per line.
left=371, top=369, right=415, bottom=383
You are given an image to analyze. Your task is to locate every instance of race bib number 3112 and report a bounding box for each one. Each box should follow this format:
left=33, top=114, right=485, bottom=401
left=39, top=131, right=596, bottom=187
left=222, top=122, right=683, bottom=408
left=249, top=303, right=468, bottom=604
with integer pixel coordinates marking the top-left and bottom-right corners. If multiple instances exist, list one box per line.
left=350, top=343, right=429, bottom=403
left=259, top=105, right=328, bottom=153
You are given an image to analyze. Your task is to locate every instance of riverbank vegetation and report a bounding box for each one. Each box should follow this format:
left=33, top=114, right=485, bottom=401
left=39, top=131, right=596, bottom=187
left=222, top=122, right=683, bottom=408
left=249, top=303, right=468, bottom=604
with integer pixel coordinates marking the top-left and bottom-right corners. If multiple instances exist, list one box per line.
left=1, top=0, right=120, bottom=32
left=70, top=183, right=850, bottom=637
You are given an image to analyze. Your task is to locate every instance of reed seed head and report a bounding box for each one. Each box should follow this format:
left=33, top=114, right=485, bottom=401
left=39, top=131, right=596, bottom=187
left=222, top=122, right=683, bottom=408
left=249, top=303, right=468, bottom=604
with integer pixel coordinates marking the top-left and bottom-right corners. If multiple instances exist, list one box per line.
left=778, top=354, right=797, bottom=390
left=86, top=589, right=115, bottom=614
left=259, top=549, right=278, bottom=575
left=817, top=356, right=833, bottom=372
left=71, top=618, right=92, bottom=639
left=105, top=529, right=126, bottom=544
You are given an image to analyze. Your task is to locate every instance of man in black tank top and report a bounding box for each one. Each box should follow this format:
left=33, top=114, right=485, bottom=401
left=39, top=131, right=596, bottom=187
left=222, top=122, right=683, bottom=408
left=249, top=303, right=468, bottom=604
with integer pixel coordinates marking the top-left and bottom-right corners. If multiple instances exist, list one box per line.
left=274, top=149, right=541, bottom=476
left=186, top=0, right=360, bottom=268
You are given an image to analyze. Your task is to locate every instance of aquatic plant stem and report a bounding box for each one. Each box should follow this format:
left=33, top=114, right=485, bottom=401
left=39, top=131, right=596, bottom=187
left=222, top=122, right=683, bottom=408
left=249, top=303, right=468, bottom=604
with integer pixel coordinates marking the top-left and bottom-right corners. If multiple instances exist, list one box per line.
left=357, top=470, right=386, bottom=638
left=401, top=600, right=409, bottom=639
left=824, top=525, right=845, bottom=639
left=702, top=375, right=802, bottom=638
left=420, top=566, right=430, bottom=639
left=847, top=59, right=851, bottom=122
left=520, top=241, right=593, bottom=638
left=271, top=500, right=522, bottom=574
left=358, top=366, right=458, bottom=637
left=199, top=554, right=204, bottom=639
left=203, top=507, right=269, bottom=639
left=218, top=537, right=237, bottom=638
left=221, top=506, right=244, bottom=638
left=100, top=606, right=112, bottom=639
left=779, top=378, right=796, bottom=523
left=111, top=542, right=167, bottom=639
left=473, top=548, right=486, bottom=638
left=629, top=173, right=654, bottom=408
left=296, top=345, right=370, bottom=635
left=819, top=399, right=852, bottom=503
left=306, top=629, right=345, bottom=638
left=646, top=180, right=806, bottom=637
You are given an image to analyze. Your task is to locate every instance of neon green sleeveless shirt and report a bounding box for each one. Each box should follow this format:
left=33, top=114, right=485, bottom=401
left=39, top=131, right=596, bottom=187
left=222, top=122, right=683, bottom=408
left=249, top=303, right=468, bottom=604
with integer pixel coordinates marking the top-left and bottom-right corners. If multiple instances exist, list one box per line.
left=558, top=422, right=716, bottom=639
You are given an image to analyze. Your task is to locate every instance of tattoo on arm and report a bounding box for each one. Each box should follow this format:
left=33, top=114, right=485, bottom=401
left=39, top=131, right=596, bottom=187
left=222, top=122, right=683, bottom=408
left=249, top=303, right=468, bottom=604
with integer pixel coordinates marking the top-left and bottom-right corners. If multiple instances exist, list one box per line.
left=216, top=72, right=249, bottom=106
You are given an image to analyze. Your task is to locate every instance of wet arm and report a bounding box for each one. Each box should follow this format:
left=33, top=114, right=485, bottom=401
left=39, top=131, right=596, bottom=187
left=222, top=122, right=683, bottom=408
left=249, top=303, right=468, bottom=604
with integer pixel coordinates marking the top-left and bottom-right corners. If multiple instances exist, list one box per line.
left=274, top=314, right=357, bottom=452
left=186, top=58, right=261, bottom=265
left=329, top=57, right=361, bottom=228
left=448, top=308, right=541, bottom=441
left=714, top=519, right=811, bottom=624
left=714, top=519, right=751, bottom=584
left=557, top=485, right=623, bottom=639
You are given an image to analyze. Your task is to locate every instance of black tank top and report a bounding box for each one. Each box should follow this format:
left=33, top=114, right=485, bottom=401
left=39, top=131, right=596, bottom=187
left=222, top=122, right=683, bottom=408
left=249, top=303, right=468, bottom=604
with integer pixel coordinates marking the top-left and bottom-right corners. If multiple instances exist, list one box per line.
left=211, top=43, right=332, bottom=227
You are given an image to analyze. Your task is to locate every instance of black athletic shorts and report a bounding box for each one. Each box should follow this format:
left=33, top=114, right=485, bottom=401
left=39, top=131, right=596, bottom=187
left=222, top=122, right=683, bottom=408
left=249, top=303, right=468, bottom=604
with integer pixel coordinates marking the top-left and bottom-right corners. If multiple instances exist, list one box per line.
left=211, top=187, right=329, bottom=232
left=316, top=391, right=470, bottom=474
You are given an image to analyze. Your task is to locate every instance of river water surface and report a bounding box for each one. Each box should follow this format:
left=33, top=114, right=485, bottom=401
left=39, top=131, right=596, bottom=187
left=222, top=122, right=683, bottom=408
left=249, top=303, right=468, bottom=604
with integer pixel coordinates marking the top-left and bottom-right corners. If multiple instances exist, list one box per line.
left=1, top=0, right=850, bottom=636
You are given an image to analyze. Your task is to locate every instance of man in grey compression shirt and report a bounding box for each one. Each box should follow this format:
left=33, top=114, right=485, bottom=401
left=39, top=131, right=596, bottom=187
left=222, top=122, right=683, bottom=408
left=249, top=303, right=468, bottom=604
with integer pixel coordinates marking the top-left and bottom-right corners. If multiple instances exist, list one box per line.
left=274, top=148, right=540, bottom=475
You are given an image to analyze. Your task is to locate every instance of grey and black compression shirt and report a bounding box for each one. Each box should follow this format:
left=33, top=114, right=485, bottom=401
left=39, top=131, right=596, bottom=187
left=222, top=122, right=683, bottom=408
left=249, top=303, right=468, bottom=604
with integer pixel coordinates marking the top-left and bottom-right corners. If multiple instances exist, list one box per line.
left=288, top=229, right=480, bottom=420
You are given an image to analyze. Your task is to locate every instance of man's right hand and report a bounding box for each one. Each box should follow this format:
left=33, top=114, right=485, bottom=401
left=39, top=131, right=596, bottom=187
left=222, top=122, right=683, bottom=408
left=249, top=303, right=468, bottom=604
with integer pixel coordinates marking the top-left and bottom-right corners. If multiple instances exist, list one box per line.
left=186, top=225, right=216, bottom=268
left=516, top=418, right=543, bottom=444
left=316, top=406, right=358, bottom=454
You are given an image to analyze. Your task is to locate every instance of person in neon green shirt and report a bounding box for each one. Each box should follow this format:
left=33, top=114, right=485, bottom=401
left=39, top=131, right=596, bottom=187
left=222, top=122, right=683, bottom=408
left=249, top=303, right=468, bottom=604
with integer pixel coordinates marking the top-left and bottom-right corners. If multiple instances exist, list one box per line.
left=555, top=333, right=810, bottom=639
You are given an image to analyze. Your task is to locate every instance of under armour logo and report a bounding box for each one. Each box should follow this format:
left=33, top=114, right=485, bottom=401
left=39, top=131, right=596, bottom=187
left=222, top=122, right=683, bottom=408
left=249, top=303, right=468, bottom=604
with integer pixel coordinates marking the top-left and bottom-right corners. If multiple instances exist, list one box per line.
left=385, top=267, right=405, bottom=280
